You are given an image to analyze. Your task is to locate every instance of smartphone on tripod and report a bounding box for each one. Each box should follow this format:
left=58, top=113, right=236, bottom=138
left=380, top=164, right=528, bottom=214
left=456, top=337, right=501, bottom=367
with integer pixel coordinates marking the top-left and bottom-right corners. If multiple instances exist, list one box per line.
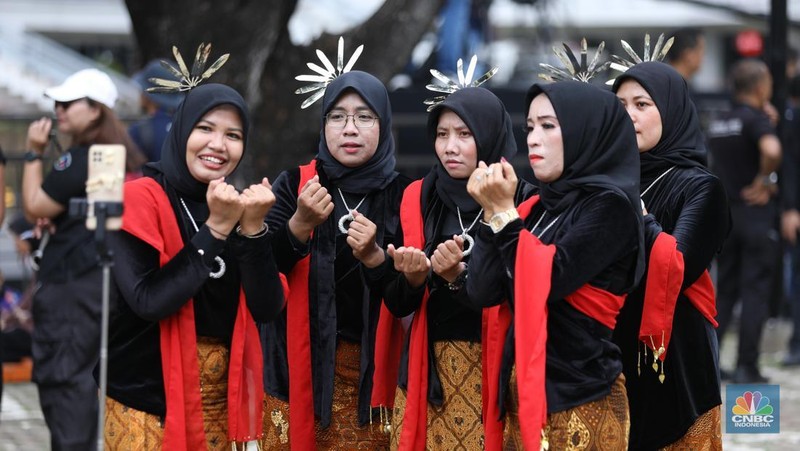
left=85, top=144, right=125, bottom=231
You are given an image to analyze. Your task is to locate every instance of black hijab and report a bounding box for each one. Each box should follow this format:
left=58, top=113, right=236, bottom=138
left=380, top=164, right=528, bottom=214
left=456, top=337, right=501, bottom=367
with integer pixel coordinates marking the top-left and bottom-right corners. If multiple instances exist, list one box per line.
left=612, top=61, right=707, bottom=188
left=144, top=83, right=250, bottom=202
left=526, top=81, right=645, bottom=281
left=426, top=87, right=517, bottom=212
left=317, top=71, right=398, bottom=192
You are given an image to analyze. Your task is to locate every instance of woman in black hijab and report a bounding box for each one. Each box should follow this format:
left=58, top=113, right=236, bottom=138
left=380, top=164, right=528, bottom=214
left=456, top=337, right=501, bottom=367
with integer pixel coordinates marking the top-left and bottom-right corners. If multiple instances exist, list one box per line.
left=382, top=87, right=532, bottom=449
left=466, top=81, right=644, bottom=450
left=105, top=83, right=285, bottom=449
left=613, top=61, right=730, bottom=450
left=261, top=71, right=409, bottom=449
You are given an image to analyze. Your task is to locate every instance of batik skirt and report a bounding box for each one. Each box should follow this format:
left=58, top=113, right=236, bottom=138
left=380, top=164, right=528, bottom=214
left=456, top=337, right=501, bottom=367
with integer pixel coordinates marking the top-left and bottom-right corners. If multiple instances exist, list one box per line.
left=261, top=340, right=390, bottom=450
left=104, top=336, right=230, bottom=450
left=504, top=371, right=630, bottom=451
left=390, top=340, right=484, bottom=450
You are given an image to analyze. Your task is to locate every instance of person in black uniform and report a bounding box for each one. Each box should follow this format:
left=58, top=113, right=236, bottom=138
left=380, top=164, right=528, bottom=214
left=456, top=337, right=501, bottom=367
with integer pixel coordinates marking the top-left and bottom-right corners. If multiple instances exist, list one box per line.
left=104, top=82, right=285, bottom=449
left=707, top=58, right=782, bottom=384
left=780, top=74, right=800, bottom=367
left=20, top=68, right=140, bottom=451
left=382, top=87, right=532, bottom=449
left=613, top=61, right=730, bottom=450
left=465, top=81, right=644, bottom=450
left=260, top=70, right=409, bottom=449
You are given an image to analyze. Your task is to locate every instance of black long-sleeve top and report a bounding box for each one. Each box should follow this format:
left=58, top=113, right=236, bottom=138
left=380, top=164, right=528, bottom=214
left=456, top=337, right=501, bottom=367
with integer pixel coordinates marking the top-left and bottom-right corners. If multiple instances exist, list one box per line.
left=380, top=175, right=535, bottom=405
left=105, top=198, right=285, bottom=417
left=781, top=105, right=800, bottom=212
left=613, top=166, right=730, bottom=450
left=466, top=190, right=640, bottom=414
left=260, top=161, right=409, bottom=428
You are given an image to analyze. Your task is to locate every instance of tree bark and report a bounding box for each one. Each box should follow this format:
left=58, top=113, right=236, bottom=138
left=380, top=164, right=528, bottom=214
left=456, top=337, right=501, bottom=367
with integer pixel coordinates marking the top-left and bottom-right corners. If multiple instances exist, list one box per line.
left=125, top=0, right=443, bottom=180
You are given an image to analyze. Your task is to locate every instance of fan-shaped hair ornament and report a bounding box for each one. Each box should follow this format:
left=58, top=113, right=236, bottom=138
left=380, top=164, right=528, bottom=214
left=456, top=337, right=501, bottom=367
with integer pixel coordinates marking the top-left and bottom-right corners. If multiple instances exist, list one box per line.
left=423, top=55, right=499, bottom=112
left=147, top=43, right=229, bottom=93
left=606, top=33, right=674, bottom=85
left=294, top=36, right=364, bottom=109
left=538, top=38, right=610, bottom=83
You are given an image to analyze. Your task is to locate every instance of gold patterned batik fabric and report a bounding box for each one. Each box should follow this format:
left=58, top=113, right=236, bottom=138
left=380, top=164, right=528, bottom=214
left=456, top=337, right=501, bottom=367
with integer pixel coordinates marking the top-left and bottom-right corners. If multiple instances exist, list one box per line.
left=504, top=370, right=630, bottom=451
left=660, top=406, right=722, bottom=451
left=261, top=340, right=390, bottom=450
left=105, top=336, right=231, bottom=450
left=104, top=397, right=164, bottom=450
left=390, top=340, right=484, bottom=450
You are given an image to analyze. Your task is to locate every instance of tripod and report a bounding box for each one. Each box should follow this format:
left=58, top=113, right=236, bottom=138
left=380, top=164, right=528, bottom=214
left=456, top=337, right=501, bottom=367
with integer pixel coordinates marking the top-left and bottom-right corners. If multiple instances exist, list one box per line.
left=70, top=198, right=123, bottom=450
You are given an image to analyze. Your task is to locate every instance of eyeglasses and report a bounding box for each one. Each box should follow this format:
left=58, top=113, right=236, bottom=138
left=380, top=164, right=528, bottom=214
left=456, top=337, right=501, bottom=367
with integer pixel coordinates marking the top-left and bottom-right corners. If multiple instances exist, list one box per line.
left=55, top=98, right=85, bottom=110
left=325, top=112, right=378, bottom=129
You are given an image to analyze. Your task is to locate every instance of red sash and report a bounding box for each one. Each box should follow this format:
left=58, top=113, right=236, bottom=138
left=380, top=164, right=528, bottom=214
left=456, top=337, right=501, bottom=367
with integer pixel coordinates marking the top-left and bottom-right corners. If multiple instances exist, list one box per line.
left=287, top=161, right=403, bottom=450
left=481, top=303, right=512, bottom=451
left=485, top=196, right=626, bottom=450
left=511, top=196, right=556, bottom=451
left=483, top=195, right=546, bottom=451
left=565, top=286, right=627, bottom=331
left=395, top=179, right=430, bottom=451
left=286, top=162, right=319, bottom=450
left=122, top=177, right=265, bottom=449
left=640, top=232, right=718, bottom=360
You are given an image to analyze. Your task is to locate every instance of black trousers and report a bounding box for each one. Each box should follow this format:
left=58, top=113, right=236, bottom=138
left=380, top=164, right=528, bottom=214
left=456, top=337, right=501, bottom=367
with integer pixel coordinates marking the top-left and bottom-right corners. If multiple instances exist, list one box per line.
left=715, top=202, right=780, bottom=368
left=32, top=268, right=102, bottom=451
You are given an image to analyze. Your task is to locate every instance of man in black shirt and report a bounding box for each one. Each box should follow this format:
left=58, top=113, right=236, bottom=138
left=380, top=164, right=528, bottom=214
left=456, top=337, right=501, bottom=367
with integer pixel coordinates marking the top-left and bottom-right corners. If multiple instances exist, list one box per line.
left=708, top=59, right=782, bottom=384
left=780, top=74, right=800, bottom=366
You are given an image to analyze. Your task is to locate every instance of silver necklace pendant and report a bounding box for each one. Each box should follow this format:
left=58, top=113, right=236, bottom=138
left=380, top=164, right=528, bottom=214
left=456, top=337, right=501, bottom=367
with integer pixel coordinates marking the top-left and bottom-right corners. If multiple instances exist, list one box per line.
left=198, top=249, right=226, bottom=279
left=456, top=207, right=482, bottom=257
left=460, top=232, right=475, bottom=257
left=209, top=257, right=225, bottom=279
left=337, top=188, right=368, bottom=234
left=179, top=197, right=226, bottom=279
left=338, top=211, right=356, bottom=234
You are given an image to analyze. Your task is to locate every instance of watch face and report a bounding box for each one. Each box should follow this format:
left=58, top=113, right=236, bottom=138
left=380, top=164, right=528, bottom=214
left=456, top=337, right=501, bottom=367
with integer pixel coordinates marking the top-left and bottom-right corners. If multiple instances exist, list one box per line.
left=490, top=212, right=507, bottom=227
left=490, top=212, right=510, bottom=232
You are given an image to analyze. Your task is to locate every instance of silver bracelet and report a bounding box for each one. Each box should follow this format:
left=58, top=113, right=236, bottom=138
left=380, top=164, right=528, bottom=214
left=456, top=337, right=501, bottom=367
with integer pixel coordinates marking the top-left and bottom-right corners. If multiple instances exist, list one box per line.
left=236, top=222, right=269, bottom=239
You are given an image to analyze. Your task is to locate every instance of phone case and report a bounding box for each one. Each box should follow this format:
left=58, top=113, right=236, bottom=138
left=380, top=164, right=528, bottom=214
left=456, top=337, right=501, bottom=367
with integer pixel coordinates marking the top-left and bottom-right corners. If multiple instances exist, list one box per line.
left=85, top=144, right=126, bottom=231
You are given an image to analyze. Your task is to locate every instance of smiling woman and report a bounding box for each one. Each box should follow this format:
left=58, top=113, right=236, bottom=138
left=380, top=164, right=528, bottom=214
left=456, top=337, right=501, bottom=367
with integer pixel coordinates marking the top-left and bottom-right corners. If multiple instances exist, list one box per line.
left=103, top=82, right=286, bottom=450
left=185, top=105, right=245, bottom=183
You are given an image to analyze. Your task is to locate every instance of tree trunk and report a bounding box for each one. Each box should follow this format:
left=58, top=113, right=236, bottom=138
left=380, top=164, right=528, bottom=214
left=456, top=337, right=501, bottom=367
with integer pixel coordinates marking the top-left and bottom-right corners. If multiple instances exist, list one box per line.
left=125, top=0, right=444, bottom=180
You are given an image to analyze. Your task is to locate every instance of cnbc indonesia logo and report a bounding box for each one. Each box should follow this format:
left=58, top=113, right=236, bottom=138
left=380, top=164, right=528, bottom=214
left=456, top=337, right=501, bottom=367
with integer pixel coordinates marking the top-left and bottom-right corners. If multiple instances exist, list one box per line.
left=728, top=388, right=779, bottom=433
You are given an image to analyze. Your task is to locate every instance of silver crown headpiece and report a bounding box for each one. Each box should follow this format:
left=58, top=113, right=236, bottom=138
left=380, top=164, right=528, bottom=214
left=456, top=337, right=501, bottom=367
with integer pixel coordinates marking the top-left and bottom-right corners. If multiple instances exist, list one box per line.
left=294, top=37, right=364, bottom=109
left=606, top=33, right=674, bottom=84
left=538, top=38, right=610, bottom=83
left=424, top=55, right=499, bottom=112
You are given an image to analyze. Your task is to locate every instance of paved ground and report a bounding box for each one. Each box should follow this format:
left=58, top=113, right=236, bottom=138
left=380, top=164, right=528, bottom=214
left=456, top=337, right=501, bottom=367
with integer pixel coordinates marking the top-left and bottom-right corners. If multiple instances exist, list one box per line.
left=1, top=318, right=799, bottom=449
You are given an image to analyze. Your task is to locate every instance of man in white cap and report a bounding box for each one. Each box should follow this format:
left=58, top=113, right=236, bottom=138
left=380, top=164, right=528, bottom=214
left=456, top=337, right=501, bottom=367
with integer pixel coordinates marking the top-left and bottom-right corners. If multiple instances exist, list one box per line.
left=21, top=67, right=136, bottom=451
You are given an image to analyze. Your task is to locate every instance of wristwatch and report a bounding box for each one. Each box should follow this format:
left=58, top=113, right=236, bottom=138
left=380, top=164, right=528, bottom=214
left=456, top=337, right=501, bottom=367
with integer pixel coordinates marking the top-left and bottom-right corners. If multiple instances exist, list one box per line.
left=489, top=208, right=520, bottom=233
left=760, top=171, right=778, bottom=186
left=24, top=151, right=43, bottom=162
left=446, top=265, right=469, bottom=291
